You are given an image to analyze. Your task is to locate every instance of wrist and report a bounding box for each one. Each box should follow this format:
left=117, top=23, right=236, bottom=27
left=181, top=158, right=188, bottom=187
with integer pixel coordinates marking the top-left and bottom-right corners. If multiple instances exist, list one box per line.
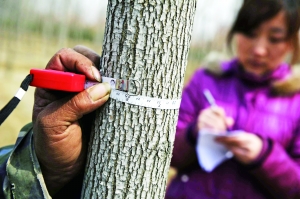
left=244, top=137, right=272, bottom=169
left=39, top=158, right=84, bottom=196
left=33, top=135, right=85, bottom=196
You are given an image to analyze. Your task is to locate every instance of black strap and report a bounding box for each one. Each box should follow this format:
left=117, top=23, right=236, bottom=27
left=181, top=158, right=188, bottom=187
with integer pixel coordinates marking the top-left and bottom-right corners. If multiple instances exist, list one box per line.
left=0, top=74, right=33, bottom=125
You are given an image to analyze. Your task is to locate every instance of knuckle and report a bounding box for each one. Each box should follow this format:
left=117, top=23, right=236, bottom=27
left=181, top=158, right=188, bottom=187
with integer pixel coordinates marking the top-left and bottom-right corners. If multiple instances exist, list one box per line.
left=55, top=48, right=74, bottom=59
left=69, top=92, right=91, bottom=115
left=217, top=108, right=225, bottom=115
left=71, top=95, right=85, bottom=112
left=47, top=48, right=73, bottom=69
left=55, top=48, right=69, bottom=57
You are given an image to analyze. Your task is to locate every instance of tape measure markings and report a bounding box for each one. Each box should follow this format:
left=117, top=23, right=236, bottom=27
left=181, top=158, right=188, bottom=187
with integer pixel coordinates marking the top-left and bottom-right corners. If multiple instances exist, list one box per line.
left=101, top=77, right=181, bottom=109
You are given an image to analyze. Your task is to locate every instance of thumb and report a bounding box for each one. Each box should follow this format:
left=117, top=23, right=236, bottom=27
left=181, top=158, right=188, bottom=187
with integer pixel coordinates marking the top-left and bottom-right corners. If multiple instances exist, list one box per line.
left=56, top=82, right=111, bottom=123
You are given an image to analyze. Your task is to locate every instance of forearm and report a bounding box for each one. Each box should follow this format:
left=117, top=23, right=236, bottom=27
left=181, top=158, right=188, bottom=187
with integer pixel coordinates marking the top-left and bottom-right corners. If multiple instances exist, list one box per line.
left=38, top=161, right=83, bottom=196
left=34, top=131, right=87, bottom=196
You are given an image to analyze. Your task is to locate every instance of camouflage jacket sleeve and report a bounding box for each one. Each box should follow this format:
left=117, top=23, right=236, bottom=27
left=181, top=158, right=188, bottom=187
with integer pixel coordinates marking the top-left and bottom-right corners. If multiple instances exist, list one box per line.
left=0, top=123, right=51, bottom=199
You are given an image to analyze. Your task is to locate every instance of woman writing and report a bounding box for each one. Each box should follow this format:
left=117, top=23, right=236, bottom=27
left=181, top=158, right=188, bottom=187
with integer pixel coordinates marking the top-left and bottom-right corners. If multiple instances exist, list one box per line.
left=166, top=0, right=300, bottom=198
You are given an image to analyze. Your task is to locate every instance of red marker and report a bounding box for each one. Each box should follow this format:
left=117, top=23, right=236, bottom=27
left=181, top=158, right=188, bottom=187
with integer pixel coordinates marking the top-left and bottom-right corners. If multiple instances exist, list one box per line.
left=29, top=69, right=98, bottom=92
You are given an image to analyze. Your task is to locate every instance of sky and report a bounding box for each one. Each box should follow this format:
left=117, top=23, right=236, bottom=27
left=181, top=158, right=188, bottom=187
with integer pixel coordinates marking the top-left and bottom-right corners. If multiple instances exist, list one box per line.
left=76, top=0, right=243, bottom=41
left=192, top=0, right=243, bottom=41
left=33, top=0, right=243, bottom=42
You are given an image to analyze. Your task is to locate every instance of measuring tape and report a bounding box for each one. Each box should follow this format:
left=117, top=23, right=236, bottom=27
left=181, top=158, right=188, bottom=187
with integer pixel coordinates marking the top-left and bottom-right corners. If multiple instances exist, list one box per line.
left=99, top=77, right=181, bottom=109
left=109, top=90, right=181, bottom=109
left=29, top=69, right=181, bottom=110
left=0, top=69, right=181, bottom=125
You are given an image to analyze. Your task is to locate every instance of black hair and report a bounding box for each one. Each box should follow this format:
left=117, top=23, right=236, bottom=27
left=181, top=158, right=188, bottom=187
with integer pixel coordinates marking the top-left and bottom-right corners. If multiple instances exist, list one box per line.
left=227, top=0, right=300, bottom=64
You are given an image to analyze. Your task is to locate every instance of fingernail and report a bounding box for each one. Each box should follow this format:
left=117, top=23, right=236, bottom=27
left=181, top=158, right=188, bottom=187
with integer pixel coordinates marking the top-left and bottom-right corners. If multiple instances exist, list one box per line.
left=91, top=65, right=101, bottom=82
left=88, top=82, right=111, bottom=101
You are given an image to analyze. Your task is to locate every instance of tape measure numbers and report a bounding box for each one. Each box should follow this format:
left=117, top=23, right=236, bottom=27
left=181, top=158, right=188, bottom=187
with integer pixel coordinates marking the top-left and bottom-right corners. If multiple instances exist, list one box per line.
left=109, top=90, right=181, bottom=109
left=29, top=69, right=181, bottom=109
left=0, top=69, right=181, bottom=125
left=101, top=77, right=181, bottom=110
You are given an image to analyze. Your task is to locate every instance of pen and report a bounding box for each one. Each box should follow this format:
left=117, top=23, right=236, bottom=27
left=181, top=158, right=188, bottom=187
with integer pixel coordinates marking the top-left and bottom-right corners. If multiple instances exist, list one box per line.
left=203, top=89, right=217, bottom=107
left=203, top=89, right=232, bottom=132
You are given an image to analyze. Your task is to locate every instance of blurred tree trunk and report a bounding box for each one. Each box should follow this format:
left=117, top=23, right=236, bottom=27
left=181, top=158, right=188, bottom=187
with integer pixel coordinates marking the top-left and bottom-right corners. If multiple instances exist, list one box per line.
left=81, top=0, right=197, bottom=198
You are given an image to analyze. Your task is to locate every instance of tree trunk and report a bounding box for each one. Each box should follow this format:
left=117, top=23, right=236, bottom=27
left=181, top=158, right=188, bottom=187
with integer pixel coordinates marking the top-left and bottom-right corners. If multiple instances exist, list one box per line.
left=81, top=0, right=197, bottom=198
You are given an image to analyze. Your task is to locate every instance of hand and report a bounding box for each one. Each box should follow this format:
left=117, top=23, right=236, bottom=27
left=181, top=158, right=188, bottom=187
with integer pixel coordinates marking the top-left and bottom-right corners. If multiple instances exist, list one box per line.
left=215, top=132, right=263, bottom=164
left=197, top=106, right=234, bottom=133
left=32, top=46, right=111, bottom=195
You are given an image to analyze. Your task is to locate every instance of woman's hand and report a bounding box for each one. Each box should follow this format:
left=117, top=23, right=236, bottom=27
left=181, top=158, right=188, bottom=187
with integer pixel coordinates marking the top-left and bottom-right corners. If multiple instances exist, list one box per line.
left=32, top=46, right=110, bottom=195
left=197, top=106, right=234, bottom=133
left=216, top=132, right=263, bottom=164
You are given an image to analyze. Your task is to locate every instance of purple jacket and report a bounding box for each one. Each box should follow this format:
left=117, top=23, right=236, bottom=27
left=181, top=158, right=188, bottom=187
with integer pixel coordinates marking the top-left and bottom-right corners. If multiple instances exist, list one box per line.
left=165, top=59, right=300, bottom=199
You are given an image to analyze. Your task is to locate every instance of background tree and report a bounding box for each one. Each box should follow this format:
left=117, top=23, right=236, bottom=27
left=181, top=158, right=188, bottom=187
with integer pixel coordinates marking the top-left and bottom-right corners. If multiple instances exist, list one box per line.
left=81, top=0, right=198, bottom=198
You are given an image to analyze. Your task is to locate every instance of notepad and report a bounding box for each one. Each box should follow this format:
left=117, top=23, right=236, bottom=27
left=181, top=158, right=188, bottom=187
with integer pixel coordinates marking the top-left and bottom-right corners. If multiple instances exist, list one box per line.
left=196, top=129, right=244, bottom=172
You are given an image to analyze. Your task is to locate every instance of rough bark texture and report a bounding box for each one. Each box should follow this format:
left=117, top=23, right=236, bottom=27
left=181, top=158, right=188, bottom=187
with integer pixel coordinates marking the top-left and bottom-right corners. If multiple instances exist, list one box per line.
left=81, top=0, right=197, bottom=198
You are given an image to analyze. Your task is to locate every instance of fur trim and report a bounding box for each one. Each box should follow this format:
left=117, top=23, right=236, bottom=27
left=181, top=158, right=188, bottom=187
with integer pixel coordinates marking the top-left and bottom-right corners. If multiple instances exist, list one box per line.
left=271, top=65, right=300, bottom=96
left=202, top=53, right=300, bottom=96
left=203, top=60, right=225, bottom=76
left=202, top=51, right=228, bottom=76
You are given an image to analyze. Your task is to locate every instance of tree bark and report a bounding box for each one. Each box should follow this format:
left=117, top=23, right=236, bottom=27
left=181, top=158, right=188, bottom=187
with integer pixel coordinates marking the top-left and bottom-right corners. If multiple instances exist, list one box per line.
left=82, top=0, right=197, bottom=198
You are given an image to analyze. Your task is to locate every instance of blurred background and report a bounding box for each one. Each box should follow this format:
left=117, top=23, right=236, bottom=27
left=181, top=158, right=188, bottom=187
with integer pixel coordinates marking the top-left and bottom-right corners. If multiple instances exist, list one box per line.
left=0, top=0, right=242, bottom=147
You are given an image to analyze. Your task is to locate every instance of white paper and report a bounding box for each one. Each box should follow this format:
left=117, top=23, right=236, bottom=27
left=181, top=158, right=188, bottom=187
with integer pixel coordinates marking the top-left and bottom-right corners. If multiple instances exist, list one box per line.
left=196, top=129, right=243, bottom=172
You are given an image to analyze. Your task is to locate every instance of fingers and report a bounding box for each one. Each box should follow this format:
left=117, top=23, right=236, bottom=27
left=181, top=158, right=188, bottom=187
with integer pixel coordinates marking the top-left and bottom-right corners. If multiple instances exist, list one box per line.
left=211, top=107, right=234, bottom=127
left=63, top=82, right=111, bottom=118
left=216, top=134, right=249, bottom=162
left=37, top=83, right=111, bottom=129
left=198, top=107, right=234, bottom=131
left=32, top=46, right=105, bottom=195
left=199, top=113, right=226, bottom=130
left=215, top=133, right=263, bottom=164
left=33, top=47, right=103, bottom=122
left=32, top=88, right=65, bottom=123
left=226, top=147, right=247, bottom=158
left=73, top=45, right=101, bottom=68
left=215, top=132, right=249, bottom=145
left=210, top=106, right=226, bottom=117
left=46, top=48, right=101, bottom=82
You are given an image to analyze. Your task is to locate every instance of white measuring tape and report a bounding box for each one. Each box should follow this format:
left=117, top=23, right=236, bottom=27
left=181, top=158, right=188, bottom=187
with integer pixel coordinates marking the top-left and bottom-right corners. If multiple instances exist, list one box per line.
left=109, top=90, right=181, bottom=109
left=85, top=77, right=181, bottom=109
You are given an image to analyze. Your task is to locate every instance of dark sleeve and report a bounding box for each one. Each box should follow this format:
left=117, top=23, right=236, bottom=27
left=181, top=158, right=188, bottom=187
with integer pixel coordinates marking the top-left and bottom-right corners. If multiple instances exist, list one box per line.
left=0, top=145, right=14, bottom=198
left=249, top=130, right=300, bottom=199
left=1, top=123, right=52, bottom=198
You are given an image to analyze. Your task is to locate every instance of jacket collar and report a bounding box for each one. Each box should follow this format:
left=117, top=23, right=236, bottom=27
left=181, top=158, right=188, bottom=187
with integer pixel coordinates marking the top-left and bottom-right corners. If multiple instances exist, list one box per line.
left=222, top=58, right=291, bottom=85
